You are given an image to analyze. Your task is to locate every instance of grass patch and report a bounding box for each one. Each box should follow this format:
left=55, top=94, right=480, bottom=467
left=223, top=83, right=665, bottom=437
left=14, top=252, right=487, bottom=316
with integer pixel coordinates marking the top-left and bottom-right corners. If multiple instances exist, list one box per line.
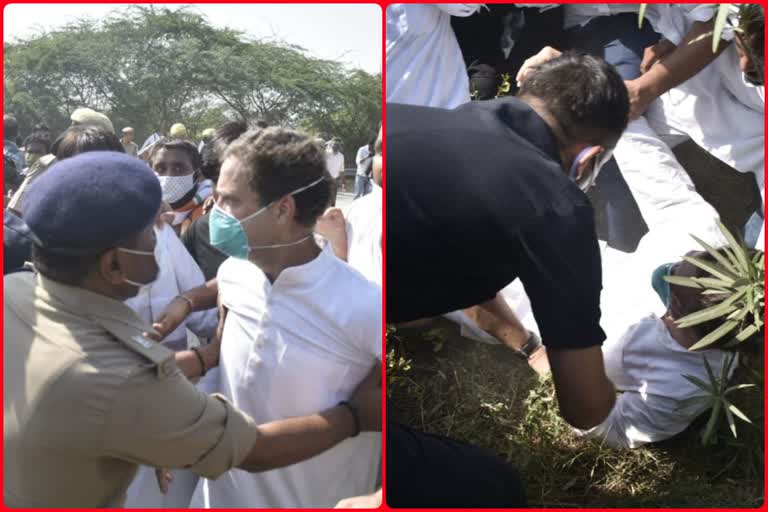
left=387, top=320, right=764, bottom=508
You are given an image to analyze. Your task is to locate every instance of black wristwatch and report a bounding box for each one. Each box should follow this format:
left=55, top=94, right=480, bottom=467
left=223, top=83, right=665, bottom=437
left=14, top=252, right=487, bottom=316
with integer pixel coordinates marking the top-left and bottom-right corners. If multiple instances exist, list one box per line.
left=515, top=331, right=542, bottom=360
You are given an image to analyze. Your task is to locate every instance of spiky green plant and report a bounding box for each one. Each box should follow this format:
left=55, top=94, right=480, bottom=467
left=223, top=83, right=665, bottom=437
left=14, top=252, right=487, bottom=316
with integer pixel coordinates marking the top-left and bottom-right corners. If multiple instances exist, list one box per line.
left=664, top=221, right=763, bottom=351
left=668, top=221, right=764, bottom=444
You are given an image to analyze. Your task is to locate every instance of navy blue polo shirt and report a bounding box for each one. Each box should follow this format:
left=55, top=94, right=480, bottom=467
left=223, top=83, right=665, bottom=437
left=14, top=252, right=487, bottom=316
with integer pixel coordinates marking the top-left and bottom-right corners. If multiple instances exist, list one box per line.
left=386, top=98, right=605, bottom=350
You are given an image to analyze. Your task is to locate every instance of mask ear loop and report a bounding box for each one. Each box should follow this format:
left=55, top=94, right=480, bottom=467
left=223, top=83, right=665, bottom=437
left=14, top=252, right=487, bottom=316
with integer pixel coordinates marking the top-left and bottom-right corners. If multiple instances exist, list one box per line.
left=569, top=146, right=595, bottom=180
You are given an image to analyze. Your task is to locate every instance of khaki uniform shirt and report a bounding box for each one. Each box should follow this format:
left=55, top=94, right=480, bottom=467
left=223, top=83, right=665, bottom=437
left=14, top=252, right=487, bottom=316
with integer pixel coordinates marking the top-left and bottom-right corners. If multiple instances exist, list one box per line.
left=3, top=273, right=258, bottom=507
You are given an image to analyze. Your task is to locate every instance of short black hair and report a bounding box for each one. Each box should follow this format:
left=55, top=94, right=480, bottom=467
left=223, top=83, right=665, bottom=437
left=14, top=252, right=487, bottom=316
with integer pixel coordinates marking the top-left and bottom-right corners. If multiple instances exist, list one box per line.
left=32, top=123, right=50, bottom=134
left=149, top=138, right=201, bottom=171
left=23, top=130, right=52, bottom=154
left=4, top=115, right=19, bottom=140
left=200, top=120, right=250, bottom=182
left=518, top=51, right=629, bottom=148
left=52, top=126, right=125, bottom=160
left=4, top=152, right=21, bottom=189
left=225, top=127, right=332, bottom=227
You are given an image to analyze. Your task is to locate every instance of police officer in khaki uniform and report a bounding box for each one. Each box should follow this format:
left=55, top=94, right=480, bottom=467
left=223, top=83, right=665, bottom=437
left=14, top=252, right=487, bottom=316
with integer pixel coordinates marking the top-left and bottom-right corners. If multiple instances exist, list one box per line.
left=3, top=151, right=380, bottom=507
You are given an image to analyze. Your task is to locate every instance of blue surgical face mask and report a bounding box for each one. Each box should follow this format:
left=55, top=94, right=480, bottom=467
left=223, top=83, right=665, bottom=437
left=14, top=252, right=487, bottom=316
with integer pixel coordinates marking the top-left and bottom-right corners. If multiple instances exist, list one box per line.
left=651, top=262, right=675, bottom=309
left=209, top=175, right=325, bottom=259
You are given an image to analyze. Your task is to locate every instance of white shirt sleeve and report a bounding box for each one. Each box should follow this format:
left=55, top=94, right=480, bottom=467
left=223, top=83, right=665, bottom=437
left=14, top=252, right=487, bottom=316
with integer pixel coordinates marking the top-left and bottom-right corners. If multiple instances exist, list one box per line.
left=574, top=390, right=711, bottom=449
left=163, top=225, right=218, bottom=339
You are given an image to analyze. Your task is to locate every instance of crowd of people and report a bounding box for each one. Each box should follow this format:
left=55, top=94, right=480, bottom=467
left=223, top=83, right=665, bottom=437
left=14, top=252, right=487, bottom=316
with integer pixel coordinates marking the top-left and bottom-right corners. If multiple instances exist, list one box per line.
left=386, top=3, right=763, bottom=507
left=3, top=105, right=383, bottom=507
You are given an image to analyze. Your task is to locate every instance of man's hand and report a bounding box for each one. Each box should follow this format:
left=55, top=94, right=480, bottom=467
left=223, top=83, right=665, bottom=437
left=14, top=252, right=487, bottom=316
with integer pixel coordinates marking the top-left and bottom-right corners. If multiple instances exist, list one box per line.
left=348, top=362, right=382, bottom=432
left=624, top=79, right=656, bottom=120
left=639, top=39, right=676, bottom=74
left=547, top=346, right=615, bottom=429
left=335, top=488, right=382, bottom=508
left=516, top=46, right=562, bottom=86
left=315, top=207, right=349, bottom=261
left=155, top=201, right=175, bottom=227
left=155, top=468, right=173, bottom=494
left=145, top=296, right=193, bottom=342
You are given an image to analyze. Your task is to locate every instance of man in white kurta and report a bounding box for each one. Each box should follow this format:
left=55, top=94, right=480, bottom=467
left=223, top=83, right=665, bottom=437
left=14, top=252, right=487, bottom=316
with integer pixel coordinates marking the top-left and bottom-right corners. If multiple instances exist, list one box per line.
left=189, top=246, right=381, bottom=507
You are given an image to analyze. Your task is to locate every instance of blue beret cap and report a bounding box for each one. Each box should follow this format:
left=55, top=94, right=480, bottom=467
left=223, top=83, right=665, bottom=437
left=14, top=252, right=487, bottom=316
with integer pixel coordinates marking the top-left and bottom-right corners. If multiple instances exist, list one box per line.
left=24, top=151, right=161, bottom=253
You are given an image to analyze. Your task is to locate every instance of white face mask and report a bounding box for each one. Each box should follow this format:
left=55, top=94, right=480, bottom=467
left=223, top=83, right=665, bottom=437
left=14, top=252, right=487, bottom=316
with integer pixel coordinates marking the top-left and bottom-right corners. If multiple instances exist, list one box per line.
left=157, top=174, right=195, bottom=204
left=118, top=247, right=159, bottom=297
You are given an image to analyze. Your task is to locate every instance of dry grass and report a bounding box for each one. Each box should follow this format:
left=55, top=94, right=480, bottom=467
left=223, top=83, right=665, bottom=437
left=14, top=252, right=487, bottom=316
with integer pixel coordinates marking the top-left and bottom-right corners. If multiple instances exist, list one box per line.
left=387, top=320, right=764, bottom=508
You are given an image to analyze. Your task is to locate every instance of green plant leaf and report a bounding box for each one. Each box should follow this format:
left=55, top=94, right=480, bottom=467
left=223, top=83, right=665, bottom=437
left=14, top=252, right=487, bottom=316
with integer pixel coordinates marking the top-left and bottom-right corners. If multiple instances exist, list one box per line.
left=638, top=4, right=647, bottom=28
left=663, top=275, right=703, bottom=288
left=712, top=4, right=731, bottom=53
left=695, top=277, right=737, bottom=290
left=682, top=255, right=739, bottom=283
left=718, top=220, right=751, bottom=274
left=725, top=383, right=757, bottom=395
left=678, top=394, right=714, bottom=411
left=689, top=319, right=740, bottom=351
left=723, top=400, right=738, bottom=437
left=735, top=323, right=760, bottom=342
left=682, top=373, right=715, bottom=393
left=690, top=234, right=740, bottom=273
left=676, top=302, right=738, bottom=328
left=728, top=403, right=752, bottom=424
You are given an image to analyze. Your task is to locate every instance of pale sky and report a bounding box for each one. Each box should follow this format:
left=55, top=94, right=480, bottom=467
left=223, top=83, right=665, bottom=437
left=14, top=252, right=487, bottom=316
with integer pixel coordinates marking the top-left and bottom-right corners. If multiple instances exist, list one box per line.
left=3, top=3, right=382, bottom=74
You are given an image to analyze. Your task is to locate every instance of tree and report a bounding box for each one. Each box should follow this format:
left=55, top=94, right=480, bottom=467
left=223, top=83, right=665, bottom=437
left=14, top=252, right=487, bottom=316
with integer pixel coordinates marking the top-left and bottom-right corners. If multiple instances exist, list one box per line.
left=4, top=5, right=381, bottom=153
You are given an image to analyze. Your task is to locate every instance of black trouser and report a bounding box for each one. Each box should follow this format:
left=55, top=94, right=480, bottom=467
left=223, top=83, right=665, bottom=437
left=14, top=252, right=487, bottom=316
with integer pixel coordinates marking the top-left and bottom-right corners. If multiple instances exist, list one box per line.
left=387, top=422, right=527, bottom=508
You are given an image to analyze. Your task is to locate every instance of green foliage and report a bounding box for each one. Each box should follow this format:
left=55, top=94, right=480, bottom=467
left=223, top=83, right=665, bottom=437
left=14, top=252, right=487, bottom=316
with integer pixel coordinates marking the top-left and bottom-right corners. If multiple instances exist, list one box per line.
left=664, top=221, right=764, bottom=351
left=3, top=5, right=380, bottom=160
left=667, top=221, right=764, bottom=445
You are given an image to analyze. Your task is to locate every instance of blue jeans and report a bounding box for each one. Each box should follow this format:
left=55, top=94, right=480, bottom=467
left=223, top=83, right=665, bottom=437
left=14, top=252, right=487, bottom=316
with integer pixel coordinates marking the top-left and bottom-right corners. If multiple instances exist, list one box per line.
left=354, top=175, right=372, bottom=199
left=567, top=13, right=661, bottom=252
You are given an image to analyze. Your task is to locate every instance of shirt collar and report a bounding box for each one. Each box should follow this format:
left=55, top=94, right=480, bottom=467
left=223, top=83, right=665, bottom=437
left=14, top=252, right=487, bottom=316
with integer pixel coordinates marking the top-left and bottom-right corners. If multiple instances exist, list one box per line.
left=271, top=246, right=333, bottom=289
left=37, top=274, right=152, bottom=333
left=464, top=97, right=563, bottom=167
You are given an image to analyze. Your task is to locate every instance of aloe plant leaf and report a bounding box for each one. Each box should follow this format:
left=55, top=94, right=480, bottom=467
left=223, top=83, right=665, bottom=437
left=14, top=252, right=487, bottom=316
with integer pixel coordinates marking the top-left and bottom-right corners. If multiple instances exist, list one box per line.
left=689, top=320, right=740, bottom=351
left=735, top=323, right=760, bottom=342
left=725, top=383, right=757, bottom=394
left=663, top=275, right=704, bottom=288
left=682, top=373, right=714, bottom=393
left=723, top=400, right=738, bottom=437
left=683, top=255, right=739, bottom=282
left=727, top=403, right=752, bottom=424
left=676, top=303, right=738, bottom=328
left=712, top=4, right=731, bottom=52
left=691, top=234, right=740, bottom=272
left=718, top=220, right=751, bottom=273
left=638, top=4, right=647, bottom=28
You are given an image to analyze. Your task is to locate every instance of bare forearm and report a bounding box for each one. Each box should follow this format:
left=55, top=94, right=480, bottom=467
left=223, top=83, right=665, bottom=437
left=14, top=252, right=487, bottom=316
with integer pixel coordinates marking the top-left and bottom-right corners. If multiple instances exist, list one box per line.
left=238, top=406, right=355, bottom=472
left=174, top=343, right=220, bottom=379
left=182, top=279, right=219, bottom=312
left=638, top=20, right=730, bottom=97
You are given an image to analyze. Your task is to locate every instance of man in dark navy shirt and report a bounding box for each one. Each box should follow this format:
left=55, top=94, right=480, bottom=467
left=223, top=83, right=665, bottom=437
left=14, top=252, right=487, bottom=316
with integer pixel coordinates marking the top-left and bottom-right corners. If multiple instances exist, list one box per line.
left=387, top=52, right=629, bottom=507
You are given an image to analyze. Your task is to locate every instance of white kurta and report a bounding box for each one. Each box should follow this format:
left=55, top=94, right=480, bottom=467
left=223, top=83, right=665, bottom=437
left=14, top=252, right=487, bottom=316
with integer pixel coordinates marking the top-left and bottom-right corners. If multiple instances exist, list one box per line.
left=190, top=248, right=381, bottom=508
left=343, top=184, right=382, bottom=286
left=386, top=4, right=481, bottom=108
